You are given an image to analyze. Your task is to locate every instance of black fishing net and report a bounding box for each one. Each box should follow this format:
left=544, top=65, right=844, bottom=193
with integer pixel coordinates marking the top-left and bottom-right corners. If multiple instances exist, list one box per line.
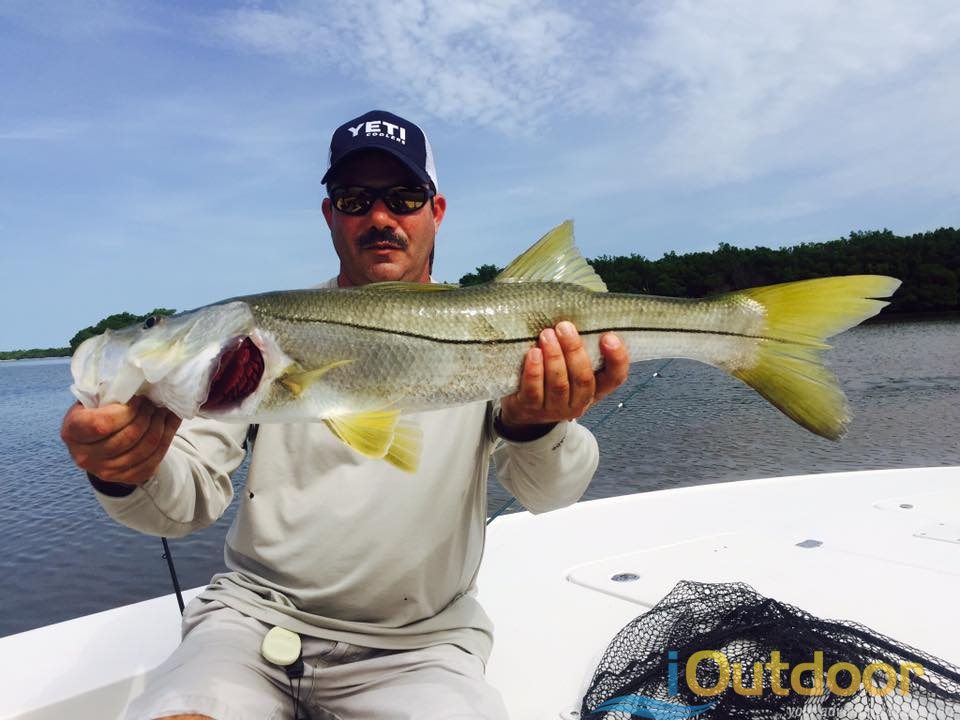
left=581, top=581, right=960, bottom=719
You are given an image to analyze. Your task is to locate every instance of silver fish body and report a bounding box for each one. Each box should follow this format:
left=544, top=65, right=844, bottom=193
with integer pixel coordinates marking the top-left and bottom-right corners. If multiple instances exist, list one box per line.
left=70, top=221, right=900, bottom=471
left=242, top=282, right=759, bottom=420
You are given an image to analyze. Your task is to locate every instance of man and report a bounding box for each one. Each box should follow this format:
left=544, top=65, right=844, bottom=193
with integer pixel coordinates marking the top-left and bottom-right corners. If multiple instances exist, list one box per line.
left=61, top=110, right=629, bottom=719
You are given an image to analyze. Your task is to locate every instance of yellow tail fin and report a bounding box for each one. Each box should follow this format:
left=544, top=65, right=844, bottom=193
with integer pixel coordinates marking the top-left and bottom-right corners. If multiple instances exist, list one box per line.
left=729, top=275, right=901, bottom=440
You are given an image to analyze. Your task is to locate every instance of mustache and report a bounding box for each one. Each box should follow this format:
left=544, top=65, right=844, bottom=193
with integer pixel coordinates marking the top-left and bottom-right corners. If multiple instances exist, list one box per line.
left=356, top=227, right=408, bottom=250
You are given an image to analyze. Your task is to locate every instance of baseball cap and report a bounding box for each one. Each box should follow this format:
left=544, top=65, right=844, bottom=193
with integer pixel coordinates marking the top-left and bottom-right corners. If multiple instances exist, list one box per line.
left=321, top=110, right=438, bottom=191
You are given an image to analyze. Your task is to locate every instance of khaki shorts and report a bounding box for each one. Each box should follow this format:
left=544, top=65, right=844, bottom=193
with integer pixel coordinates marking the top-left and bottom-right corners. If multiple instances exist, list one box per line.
left=126, top=598, right=508, bottom=720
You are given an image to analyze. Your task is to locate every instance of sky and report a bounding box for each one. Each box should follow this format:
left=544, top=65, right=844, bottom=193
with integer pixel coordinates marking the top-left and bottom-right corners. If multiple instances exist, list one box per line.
left=1, top=1, right=959, bottom=349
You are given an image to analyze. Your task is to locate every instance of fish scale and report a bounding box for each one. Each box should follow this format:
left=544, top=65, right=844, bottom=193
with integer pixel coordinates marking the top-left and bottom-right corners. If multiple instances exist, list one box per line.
left=243, top=283, right=757, bottom=418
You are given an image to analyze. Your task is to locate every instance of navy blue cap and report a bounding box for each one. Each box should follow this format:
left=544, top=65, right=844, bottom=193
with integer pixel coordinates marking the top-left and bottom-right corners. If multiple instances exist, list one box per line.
left=321, top=110, right=438, bottom=190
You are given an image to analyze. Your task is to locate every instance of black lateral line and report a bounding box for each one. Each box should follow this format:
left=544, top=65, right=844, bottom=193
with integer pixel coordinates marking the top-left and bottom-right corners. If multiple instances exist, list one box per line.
left=258, top=313, right=802, bottom=346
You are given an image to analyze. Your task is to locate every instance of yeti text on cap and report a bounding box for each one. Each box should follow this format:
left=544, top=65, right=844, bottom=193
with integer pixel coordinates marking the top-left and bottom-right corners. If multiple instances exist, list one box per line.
left=348, top=119, right=406, bottom=145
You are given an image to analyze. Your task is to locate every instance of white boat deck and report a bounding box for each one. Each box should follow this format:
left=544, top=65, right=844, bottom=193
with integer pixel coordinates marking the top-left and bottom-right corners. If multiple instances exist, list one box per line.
left=2, top=466, right=958, bottom=719
left=481, top=466, right=960, bottom=717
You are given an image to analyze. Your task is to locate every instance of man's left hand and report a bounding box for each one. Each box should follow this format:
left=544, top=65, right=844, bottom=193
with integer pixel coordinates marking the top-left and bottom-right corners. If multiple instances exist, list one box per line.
left=498, top=321, right=630, bottom=437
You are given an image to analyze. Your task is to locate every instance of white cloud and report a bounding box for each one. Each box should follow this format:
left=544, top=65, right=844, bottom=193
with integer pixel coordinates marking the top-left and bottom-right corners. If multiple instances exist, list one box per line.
left=217, top=7, right=335, bottom=58
left=213, top=0, right=583, bottom=132
left=213, top=0, right=960, bottom=194
left=616, top=0, right=960, bottom=186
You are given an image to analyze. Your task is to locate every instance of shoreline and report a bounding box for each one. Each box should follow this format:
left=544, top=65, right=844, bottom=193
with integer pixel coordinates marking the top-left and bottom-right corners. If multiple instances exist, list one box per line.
left=0, top=355, right=72, bottom=363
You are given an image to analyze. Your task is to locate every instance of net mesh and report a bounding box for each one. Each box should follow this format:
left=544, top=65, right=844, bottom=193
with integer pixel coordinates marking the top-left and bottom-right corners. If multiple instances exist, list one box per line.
left=581, top=581, right=960, bottom=719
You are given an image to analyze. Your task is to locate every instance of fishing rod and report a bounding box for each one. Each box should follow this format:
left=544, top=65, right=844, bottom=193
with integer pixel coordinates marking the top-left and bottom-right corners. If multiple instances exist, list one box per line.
left=486, top=358, right=674, bottom=525
left=160, top=537, right=185, bottom=614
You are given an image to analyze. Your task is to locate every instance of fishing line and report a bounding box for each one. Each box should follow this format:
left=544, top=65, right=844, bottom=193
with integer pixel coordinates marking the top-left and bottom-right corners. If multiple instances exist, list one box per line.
left=486, top=358, right=675, bottom=525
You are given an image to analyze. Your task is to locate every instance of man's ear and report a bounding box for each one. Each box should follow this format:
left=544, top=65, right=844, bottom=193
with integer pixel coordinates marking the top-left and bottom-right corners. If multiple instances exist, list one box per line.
left=432, top=193, right=446, bottom=230
left=322, top=197, right=334, bottom=230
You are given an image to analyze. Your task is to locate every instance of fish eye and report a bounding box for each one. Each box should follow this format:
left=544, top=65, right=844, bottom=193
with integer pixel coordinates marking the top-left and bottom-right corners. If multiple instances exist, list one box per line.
left=142, top=315, right=162, bottom=330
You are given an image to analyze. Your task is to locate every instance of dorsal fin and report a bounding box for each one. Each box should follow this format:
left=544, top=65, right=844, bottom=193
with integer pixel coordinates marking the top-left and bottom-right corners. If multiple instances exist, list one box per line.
left=494, top=220, right=607, bottom=292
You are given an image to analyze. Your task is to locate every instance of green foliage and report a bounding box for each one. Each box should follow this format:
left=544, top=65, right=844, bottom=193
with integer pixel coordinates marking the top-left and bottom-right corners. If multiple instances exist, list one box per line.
left=0, top=347, right=70, bottom=360
left=459, top=263, right=503, bottom=286
left=68, top=308, right=177, bottom=353
left=587, top=227, right=959, bottom=315
left=2, top=308, right=179, bottom=359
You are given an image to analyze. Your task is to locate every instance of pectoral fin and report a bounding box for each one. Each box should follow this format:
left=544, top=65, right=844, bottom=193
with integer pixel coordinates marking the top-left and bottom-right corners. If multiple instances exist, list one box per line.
left=323, top=409, right=400, bottom=459
left=280, top=360, right=354, bottom=397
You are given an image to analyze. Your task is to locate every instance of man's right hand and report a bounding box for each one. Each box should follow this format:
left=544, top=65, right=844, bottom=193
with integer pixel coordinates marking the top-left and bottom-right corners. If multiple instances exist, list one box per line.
left=61, top=396, right=182, bottom=486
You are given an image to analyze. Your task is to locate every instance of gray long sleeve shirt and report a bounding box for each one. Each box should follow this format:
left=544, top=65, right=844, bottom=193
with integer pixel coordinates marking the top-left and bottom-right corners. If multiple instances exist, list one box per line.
left=94, top=401, right=599, bottom=662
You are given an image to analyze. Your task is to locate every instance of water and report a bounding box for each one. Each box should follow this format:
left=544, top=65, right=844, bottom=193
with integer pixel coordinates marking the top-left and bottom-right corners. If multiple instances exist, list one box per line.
left=0, top=321, right=958, bottom=637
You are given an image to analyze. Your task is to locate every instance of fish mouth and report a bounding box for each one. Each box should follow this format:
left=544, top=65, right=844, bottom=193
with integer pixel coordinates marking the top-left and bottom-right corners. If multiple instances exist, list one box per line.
left=201, top=336, right=265, bottom=411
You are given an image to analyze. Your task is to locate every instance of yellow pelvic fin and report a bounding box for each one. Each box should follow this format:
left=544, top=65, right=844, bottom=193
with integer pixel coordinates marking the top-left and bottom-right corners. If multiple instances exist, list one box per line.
left=494, top=220, right=608, bottom=292
left=280, top=360, right=354, bottom=397
left=323, top=409, right=401, bottom=460
left=323, top=411, right=423, bottom=473
left=383, top=420, right=423, bottom=474
left=728, top=275, right=901, bottom=440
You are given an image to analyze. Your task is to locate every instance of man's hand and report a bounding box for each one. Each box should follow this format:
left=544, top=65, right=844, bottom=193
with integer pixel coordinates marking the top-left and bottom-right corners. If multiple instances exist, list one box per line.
left=498, top=321, right=630, bottom=437
left=61, top=396, right=181, bottom=486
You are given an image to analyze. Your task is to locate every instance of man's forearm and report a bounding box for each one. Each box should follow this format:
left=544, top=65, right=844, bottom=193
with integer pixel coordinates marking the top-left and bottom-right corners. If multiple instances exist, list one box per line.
left=493, top=420, right=599, bottom=514
left=89, top=418, right=248, bottom=538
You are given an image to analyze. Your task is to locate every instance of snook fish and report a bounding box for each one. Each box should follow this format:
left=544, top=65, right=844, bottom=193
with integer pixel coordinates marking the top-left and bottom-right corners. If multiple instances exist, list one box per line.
left=71, top=222, right=900, bottom=472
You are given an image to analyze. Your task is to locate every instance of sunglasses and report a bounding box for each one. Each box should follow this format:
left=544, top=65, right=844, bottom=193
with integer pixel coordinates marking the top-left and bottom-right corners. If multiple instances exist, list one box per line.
left=329, top=185, right=435, bottom=216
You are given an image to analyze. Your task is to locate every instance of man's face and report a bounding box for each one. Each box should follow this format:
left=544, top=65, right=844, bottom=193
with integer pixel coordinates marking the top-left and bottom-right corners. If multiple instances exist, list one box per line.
left=322, top=150, right=446, bottom=287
